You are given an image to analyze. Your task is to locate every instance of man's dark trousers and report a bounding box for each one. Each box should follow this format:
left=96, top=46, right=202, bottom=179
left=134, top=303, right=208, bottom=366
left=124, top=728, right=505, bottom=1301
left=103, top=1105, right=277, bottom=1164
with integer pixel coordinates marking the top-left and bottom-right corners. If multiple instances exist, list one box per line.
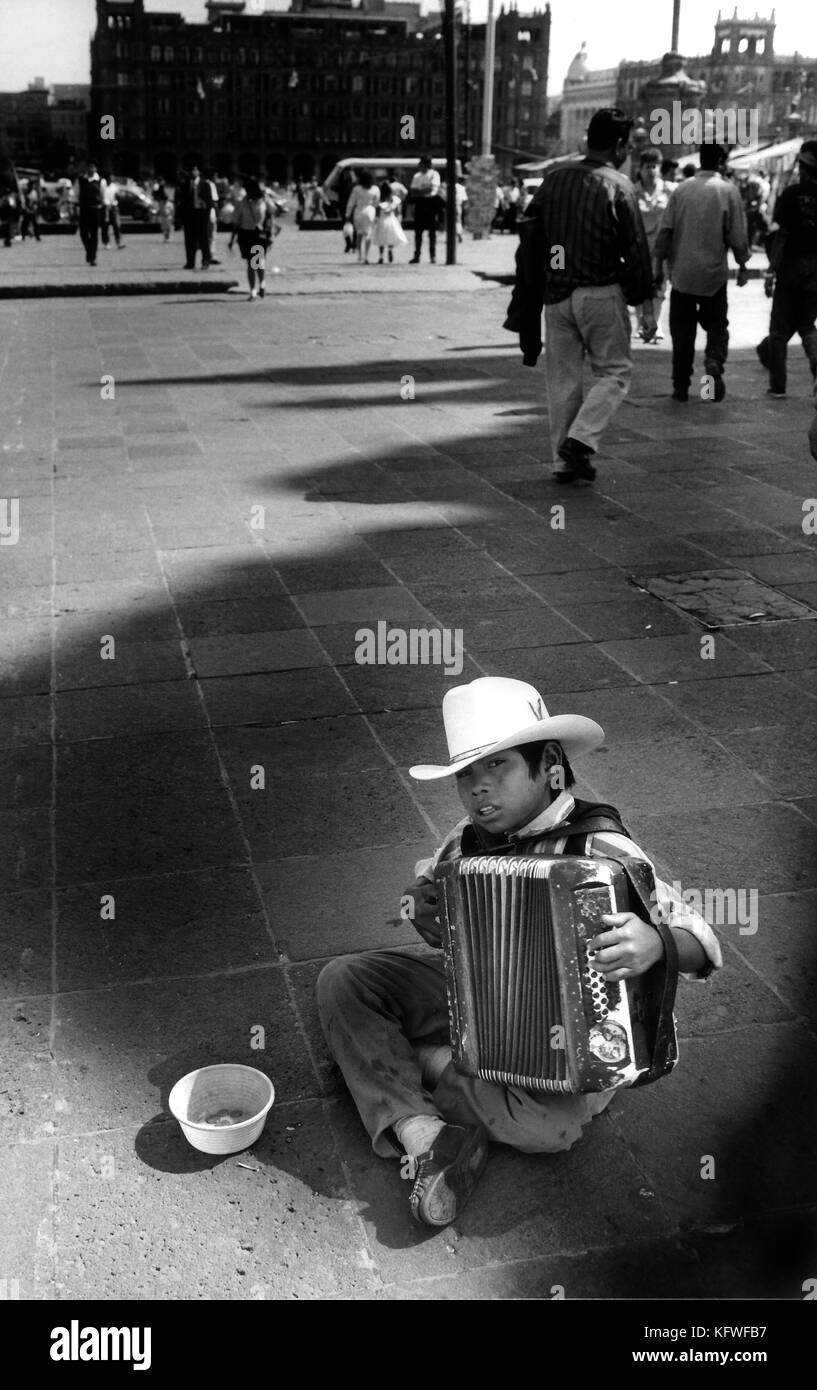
left=413, top=200, right=437, bottom=261
left=767, top=260, right=817, bottom=394
left=669, top=284, right=729, bottom=391
left=79, top=210, right=101, bottom=264
left=183, top=209, right=210, bottom=268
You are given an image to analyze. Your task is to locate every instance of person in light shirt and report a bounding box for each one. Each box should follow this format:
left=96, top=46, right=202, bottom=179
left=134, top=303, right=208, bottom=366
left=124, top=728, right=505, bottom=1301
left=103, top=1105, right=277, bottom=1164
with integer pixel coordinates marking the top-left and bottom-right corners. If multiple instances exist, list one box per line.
left=408, top=155, right=441, bottom=264
left=635, top=150, right=670, bottom=341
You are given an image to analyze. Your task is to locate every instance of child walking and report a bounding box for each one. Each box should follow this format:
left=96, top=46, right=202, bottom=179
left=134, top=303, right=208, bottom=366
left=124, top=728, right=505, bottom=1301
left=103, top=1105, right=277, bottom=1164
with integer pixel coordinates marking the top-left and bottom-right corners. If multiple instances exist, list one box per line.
left=229, top=177, right=272, bottom=299
left=373, top=181, right=407, bottom=265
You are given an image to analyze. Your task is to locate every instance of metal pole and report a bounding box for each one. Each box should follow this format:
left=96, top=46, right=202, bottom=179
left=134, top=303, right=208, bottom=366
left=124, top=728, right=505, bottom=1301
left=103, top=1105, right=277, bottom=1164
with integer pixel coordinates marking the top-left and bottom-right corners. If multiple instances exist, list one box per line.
left=444, top=0, right=459, bottom=264
left=463, top=3, right=470, bottom=164
left=482, top=0, right=496, bottom=158
left=671, top=0, right=681, bottom=51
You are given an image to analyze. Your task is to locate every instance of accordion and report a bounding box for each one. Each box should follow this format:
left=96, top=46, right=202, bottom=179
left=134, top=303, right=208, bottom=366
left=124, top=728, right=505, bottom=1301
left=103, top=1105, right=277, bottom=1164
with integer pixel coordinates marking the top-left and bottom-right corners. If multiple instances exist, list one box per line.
left=435, top=854, right=679, bottom=1094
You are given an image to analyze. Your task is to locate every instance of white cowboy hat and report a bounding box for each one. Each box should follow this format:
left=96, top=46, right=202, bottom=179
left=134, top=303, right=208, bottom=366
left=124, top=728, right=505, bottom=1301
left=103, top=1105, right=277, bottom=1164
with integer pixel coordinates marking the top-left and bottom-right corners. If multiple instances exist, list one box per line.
left=409, top=677, right=605, bottom=781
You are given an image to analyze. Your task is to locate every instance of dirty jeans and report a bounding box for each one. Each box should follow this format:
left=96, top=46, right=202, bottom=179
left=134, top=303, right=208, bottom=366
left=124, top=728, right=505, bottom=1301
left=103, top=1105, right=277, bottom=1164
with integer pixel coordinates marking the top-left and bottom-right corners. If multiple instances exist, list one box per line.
left=544, top=283, right=632, bottom=463
left=316, top=948, right=615, bottom=1158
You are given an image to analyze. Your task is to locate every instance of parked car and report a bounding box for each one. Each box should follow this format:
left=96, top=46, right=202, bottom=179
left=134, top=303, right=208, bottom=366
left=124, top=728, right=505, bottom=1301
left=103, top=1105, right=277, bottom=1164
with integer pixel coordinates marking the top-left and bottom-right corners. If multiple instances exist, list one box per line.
left=109, top=179, right=158, bottom=220
left=321, top=156, right=462, bottom=222
left=40, top=178, right=77, bottom=222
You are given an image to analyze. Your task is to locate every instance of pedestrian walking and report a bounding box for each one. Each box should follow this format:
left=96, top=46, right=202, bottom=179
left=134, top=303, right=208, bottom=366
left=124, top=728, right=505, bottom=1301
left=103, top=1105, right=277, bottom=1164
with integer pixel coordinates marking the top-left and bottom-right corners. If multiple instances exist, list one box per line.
left=205, top=169, right=221, bottom=264
left=408, top=155, right=441, bottom=264
left=505, top=108, right=654, bottom=484
left=100, top=176, right=124, bottom=250
left=175, top=165, right=213, bottom=269
left=440, top=177, right=468, bottom=243
left=228, top=176, right=273, bottom=299
left=386, top=169, right=408, bottom=215
left=0, top=158, right=21, bottom=247
left=373, top=181, right=407, bottom=264
left=155, top=182, right=173, bottom=241
left=76, top=161, right=106, bottom=266
left=345, top=170, right=379, bottom=264
left=19, top=180, right=41, bottom=241
left=654, top=141, right=750, bottom=403
left=755, top=140, right=817, bottom=400
left=634, top=150, right=670, bottom=341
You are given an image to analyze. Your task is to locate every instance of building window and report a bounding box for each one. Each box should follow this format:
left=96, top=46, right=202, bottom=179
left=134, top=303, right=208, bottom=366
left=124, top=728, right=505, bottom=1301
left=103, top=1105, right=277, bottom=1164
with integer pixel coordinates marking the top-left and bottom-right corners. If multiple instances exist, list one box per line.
left=163, top=46, right=173, bottom=62
left=117, top=73, right=128, bottom=87
left=352, top=75, right=364, bottom=93
left=521, top=79, right=532, bottom=96
left=150, top=45, right=161, bottom=61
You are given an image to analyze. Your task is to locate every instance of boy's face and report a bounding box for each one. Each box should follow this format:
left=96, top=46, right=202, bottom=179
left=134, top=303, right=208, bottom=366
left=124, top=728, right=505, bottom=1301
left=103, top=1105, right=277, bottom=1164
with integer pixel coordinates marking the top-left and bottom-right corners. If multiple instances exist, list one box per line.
left=455, top=748, right=552, bottom=835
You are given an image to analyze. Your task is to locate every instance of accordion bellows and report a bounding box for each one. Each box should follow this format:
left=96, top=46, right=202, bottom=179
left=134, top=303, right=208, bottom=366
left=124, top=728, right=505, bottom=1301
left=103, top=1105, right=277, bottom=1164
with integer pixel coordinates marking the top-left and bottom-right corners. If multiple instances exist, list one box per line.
left=436, top=855, right=679, bottom=1094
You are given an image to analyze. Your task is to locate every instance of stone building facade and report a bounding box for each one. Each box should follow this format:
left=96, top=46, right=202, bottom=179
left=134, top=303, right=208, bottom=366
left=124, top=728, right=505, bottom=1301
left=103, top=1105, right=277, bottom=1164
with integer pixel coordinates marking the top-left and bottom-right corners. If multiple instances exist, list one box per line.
left=89, top=0, right=551, bottom=183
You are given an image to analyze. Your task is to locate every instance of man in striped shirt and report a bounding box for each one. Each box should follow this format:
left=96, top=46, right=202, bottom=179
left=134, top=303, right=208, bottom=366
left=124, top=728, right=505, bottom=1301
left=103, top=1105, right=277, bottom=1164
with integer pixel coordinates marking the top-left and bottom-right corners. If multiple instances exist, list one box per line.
left=522, top=109, right=655, bottom=483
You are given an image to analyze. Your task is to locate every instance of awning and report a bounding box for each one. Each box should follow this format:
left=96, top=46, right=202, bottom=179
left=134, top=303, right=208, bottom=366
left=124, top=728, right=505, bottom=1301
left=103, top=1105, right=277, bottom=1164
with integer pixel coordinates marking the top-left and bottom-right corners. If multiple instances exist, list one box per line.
left=513, top=154, right=579, bottom=173
left=728, top=138, right=802, bottom=171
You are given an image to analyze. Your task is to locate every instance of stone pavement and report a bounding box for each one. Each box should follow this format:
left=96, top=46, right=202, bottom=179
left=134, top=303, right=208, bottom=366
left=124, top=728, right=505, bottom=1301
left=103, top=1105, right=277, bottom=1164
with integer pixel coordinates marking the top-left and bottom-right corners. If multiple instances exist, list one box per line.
left=0, top=219, right=769, bottom=298
left=0, top=221, right=508, bottom=298
left=1, top=267, right=816, bottom=1302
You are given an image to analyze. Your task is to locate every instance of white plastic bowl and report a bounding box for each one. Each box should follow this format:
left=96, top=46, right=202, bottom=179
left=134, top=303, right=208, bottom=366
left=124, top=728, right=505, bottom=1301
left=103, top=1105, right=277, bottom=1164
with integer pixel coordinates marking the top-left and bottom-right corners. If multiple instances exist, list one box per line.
left=168, top=1064, right=275, bottom=1155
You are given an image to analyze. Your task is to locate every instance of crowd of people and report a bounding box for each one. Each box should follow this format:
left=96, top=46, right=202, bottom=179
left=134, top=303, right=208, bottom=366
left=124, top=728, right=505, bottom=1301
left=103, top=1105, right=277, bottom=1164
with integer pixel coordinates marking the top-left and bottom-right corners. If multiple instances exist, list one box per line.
left=338, top=157, right=467, bottom=265
left=505, top=107, right=817, bottom=480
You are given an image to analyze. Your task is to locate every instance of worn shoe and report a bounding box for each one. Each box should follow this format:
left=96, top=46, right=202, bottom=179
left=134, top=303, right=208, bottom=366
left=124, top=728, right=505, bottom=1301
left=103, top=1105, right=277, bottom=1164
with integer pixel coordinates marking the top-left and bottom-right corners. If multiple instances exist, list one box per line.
left=705, top=362, right=726, bottom=401
left=671, top=389, right=689, bottom=402
left=409, top=1123, right=488, bottom=1228
left=557, top=436, right=596, bottom=483
left=766, top=388, right=786, bottom=398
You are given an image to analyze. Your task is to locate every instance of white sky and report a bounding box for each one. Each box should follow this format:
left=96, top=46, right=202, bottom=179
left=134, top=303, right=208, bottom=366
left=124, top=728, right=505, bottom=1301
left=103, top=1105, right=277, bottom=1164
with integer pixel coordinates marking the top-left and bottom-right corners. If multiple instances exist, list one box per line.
left=2, top=0, right=816, bottom=94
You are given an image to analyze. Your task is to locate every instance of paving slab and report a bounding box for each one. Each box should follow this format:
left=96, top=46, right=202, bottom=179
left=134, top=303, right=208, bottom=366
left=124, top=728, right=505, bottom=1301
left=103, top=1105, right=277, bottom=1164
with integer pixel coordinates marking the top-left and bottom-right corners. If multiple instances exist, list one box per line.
left=52, top=1103, right=377, bottom=1300
left=56, top=866, right=277, bottom=992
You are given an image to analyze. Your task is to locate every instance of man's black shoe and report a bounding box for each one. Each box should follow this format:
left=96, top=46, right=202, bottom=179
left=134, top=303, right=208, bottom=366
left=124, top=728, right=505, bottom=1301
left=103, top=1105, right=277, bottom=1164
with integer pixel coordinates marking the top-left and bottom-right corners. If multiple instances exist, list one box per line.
left=671, top=389, right=689, bottom=402
left=557, top=436, right=596, bottom=483
left=705, top=361, right=726, bottom=401
left=409, top=256, right=420, bottom=264
left=409, top=1123, right=488, bottom=1228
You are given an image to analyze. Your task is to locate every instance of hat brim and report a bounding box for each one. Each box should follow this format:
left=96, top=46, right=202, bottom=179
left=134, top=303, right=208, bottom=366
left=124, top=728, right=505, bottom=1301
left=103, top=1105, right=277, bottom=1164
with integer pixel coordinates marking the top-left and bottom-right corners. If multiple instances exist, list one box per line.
left=409, top=715, right=605, bottom=781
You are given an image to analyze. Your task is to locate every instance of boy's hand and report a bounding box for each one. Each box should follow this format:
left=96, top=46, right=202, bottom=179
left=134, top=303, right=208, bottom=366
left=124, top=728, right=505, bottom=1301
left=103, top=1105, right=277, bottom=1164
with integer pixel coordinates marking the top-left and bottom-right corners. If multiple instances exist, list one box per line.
left=589, top=912, right=664, bottom=981
left=399, top=881, right=442, bottom=948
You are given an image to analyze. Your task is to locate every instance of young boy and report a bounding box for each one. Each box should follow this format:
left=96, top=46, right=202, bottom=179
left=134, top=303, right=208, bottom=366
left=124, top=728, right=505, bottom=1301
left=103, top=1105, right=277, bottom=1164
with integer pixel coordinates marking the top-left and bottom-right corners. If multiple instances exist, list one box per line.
left=316, top=677, right=722, bottom=1229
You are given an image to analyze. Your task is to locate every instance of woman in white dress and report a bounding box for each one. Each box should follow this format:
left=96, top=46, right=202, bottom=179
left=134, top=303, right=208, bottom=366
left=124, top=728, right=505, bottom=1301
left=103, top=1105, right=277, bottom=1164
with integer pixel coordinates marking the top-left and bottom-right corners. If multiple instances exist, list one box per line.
left=372, top=181, right=408, bottom=265
left=345, top=170, right=380, bottom=264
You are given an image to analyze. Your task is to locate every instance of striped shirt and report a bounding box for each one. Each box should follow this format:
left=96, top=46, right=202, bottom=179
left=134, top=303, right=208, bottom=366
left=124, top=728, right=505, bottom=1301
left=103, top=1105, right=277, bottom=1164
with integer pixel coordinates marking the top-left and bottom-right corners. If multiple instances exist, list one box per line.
left=526, top=156, right=653, bottom=306
left=414, top=791, right=722, bottom=982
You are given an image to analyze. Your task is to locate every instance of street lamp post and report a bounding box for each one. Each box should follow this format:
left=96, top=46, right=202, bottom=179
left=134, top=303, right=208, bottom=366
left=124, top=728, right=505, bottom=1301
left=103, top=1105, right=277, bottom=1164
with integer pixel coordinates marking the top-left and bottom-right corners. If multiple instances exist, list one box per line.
left=482, top=0, right=496, bottom=157
left=671, top=0, right=681, bottom=51
left=443, top=0, right=459, bottom=265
